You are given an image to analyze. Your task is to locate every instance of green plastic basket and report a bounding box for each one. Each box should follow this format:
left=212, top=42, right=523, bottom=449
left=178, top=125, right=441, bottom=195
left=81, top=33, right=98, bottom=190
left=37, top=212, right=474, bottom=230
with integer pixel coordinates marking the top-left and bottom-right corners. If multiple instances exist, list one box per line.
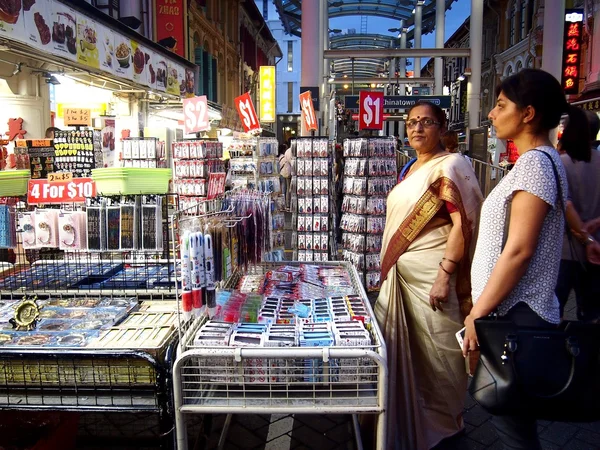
left=0, top=170, right=30, bottom=197
left=91, top=168, right=172, bottom=195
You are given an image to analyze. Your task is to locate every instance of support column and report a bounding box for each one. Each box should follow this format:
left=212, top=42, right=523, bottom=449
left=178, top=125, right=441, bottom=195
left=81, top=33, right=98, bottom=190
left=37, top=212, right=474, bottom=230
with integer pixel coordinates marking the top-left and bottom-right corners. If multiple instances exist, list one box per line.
left=434, top=0, right=445, bottom=95
left=321, top=0, right=329, bottom=136
left=541, top=0, right=565, bottom=81
left=301, top=0, right=321, bottom=136
left=399, top=22, right=407, bottom=144
left=467, top=0, right=483, bottom=136
left=414, top=1, right=423, bottom=78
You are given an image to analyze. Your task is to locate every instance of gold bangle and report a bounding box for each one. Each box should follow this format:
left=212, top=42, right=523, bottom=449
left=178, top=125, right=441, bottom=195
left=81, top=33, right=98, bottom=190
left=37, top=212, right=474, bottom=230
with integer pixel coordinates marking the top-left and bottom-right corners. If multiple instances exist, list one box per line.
left=439, top=261, right=453, bottom=275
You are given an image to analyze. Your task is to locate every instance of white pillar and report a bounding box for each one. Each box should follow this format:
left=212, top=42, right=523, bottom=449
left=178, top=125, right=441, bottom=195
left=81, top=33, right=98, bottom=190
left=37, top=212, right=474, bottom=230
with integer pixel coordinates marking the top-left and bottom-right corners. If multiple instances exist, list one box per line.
left=414, top=1, right=423, bottom=78
left=434, top=0, right=445, bottom=95
left=388, top=39, right=395, bottom=95
left=301, top=0, right=321, bottom=136
left=467, top=0, right=483, bottom=134
left=587, top=4, right=600, bottom=86
left=321, top=0, right=328, bottom=136
left=399, top=23, right=407, bottom=144
left=541, top=0, right=565, bottom=81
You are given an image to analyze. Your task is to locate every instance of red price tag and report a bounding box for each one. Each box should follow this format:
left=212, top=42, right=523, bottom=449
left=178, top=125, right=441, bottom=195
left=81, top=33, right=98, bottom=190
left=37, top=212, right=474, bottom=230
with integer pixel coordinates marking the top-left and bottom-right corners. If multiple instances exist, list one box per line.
left=27, top=178, right=96, bottom=204
left=358, top=91, right=384, bottom=130
left=183, top=95, right=210, bottom=134
left=234, top=92, right=260, bottom=133
left=299, top=91, right=318, bottom=132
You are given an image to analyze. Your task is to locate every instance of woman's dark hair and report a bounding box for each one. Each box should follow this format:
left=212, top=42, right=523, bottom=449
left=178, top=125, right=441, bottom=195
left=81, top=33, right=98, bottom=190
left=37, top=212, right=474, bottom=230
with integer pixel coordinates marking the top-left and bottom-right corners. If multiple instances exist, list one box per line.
left=441, top=130, right=459, bottom=152
left=407, top=101, right=447, bottom=128
left=278, top=143, right=287, bottom=156
left=497, top=69, right=590, bottom=162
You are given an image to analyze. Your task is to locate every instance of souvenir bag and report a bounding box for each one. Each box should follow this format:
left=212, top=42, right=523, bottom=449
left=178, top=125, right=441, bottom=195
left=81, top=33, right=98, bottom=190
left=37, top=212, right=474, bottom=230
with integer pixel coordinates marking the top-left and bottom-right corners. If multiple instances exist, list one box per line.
left=469, top=150, right=600, bottom=422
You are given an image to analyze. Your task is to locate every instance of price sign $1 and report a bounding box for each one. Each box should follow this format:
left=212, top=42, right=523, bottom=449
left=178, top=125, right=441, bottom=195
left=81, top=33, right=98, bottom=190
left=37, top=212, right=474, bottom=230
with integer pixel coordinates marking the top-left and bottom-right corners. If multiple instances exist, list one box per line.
left=234, top=93, right=260, bottom=133
left=359, top=91, right=384, bottom=131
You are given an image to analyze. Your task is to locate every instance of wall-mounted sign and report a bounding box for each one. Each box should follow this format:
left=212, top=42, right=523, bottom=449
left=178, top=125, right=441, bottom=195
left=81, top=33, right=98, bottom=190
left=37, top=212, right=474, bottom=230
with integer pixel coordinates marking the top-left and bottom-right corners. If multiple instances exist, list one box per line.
left=259, top=66, right=276, bottom=123
left=345, top=95, right=451, bottom=110
left=561, top=9, right=584, bottom=95
left=63, top=108, right=92, bottom=127
left=234, top=93, right=260, bottom=133
left=299, top=90, right=318, bottom=131
left=153, top=0, right=187, bottom=58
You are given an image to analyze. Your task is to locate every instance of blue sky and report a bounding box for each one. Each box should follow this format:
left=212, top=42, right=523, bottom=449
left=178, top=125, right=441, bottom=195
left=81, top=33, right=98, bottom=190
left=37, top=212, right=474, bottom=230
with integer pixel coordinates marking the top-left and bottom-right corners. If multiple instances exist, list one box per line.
left=329, top=0, right=471, bottom=68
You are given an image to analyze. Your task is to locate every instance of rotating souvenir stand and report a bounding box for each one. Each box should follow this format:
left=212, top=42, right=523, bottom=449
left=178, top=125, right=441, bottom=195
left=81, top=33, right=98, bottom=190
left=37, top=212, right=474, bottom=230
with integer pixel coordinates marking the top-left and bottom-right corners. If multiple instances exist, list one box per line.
left=257, top=138, right=285, bottom=262
left=172, top=139, right=226, bottom=212
left=340, top=137, right=397, bottom=291
left=291, top=137, right=332, bottom=262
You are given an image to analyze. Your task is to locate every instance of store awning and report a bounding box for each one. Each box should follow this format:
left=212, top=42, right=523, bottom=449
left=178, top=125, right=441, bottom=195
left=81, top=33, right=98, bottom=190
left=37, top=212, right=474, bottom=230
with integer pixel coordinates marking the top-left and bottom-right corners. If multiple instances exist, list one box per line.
left=0, top=0, right=196, bottom=99
left=571, top=89, right=600, bottom=112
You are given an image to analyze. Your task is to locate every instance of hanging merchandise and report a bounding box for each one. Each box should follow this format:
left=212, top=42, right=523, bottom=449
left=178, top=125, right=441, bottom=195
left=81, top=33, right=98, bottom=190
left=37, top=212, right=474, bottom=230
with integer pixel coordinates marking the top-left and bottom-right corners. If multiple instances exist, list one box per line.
left=86, top=197, right=107, bottom=252
left=141, top=195, right=163, bottom=252
left=121, top=137, right=164, bottom=168
left=290, top=137, right=332, bottom=262
left=227, top=137, right=257, bottom=190
left=0, top=201, right=17, bottom=249
left=340, top=137, right=397, bottom=291
left=58, top=210, right=87, bottom=251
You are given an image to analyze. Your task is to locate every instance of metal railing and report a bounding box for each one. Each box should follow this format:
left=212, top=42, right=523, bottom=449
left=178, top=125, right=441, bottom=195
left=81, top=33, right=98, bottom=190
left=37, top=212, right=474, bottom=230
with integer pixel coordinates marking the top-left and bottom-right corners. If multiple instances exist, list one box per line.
left=396, top=150, right=508, bottom=198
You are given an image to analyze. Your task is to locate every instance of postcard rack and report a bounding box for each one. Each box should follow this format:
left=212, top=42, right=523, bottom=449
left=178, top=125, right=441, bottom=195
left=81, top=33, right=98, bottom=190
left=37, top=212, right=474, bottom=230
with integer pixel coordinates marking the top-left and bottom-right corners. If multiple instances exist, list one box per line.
left=171, top=261, right=388, bottom=450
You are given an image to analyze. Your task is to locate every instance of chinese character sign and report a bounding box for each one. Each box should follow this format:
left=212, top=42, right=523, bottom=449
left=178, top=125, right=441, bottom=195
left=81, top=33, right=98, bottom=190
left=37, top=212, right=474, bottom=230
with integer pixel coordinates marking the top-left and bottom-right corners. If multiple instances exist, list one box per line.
left=259, top=66, right=275, bottom=123
left=561, top=9, right=584, bottom=95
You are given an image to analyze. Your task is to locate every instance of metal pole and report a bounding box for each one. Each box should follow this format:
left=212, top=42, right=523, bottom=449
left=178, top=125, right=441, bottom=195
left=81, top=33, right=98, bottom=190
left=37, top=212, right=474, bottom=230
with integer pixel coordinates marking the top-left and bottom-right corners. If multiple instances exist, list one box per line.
left=321, top=0, right=329, bottom=136
left=300, top=0, right=321, bottom=136
left=352, top=57, right=355, bottom=95
left=434, top=0, right=445, bottom=95
left=467, top=0, right=483, bottom=138
left=399, top=21, right=407, bottom=143
left=414, top=1, right=423, bottom=79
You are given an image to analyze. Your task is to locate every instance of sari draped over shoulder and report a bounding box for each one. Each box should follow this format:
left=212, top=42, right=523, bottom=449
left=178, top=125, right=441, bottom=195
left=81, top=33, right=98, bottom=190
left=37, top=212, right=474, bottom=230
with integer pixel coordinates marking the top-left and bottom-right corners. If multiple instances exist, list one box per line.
left=374, top=153, right=483, bottom=450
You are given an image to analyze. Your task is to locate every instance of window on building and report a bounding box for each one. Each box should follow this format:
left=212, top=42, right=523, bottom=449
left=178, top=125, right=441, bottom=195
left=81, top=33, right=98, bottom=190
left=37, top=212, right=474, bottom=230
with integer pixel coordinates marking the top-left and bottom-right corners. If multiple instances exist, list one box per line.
left=287, top=41, right=293, bottom=72
left=92, top=0, right=119, bottom=19
left=527, top=0, right=534, bottom=33
left=509, top=1, right=517, bottom=46
left=526, top=56, right=534, bottom=68
left=516, top=60, right=523, bottom=73
left=520, top=1, right=527, bottom=40
left=263, top=0, right=268, bottom=20
left=287, top=82, right=293, bottom=112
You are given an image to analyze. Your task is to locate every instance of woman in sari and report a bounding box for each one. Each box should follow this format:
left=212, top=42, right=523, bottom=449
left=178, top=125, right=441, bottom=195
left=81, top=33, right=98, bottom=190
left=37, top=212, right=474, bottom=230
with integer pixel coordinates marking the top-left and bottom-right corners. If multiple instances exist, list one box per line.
left=375, top=101, right=483, bottom=450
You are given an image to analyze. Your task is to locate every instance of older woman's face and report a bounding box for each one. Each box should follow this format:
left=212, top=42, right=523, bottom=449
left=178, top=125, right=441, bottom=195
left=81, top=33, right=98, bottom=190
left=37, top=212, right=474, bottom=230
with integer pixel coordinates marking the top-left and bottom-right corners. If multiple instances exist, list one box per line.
left=406, top=105, right=443, bottom=154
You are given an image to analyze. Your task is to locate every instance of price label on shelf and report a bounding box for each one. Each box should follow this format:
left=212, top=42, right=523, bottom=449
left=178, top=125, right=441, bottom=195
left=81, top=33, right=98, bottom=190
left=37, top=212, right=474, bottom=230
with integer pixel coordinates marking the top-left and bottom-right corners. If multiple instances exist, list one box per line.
left=64, top=108, right=92, bottom=127
left=299, top=90, right=318, bottom=132
left=358, top=91, right=384, bottom=131
left=48, top=172, right=73, bottom=184
left=234, top=92, right=260, bottom=133
left=183, top=95, right=210, bottom=134
left=27, top=178, right=96, bottom=204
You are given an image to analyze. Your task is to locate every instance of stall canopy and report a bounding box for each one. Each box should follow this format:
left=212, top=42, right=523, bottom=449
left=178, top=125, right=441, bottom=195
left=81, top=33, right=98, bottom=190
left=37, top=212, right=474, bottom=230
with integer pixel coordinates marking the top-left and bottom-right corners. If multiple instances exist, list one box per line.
left=0, top=0, right=196, bottom=99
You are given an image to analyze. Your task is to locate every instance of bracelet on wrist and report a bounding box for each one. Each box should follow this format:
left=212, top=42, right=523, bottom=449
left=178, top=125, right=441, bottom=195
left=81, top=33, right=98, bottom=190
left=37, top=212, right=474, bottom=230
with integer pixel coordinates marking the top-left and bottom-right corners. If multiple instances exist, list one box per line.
left=439, top=261, right=453, bottom=275
left=583, top=235, right=596, bottom=246
left=442, top=257, right=459, bottom=265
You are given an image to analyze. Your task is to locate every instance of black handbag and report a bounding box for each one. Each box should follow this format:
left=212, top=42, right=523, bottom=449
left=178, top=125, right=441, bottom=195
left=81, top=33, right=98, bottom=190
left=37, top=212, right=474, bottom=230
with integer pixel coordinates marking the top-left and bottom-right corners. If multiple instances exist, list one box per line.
left=469, top=150, right=600, bottom=421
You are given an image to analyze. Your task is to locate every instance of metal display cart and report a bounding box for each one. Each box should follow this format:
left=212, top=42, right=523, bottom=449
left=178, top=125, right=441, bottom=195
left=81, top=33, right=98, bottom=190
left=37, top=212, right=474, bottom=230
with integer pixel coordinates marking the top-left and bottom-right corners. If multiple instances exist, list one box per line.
left=171, top=262, right=388, bottom=450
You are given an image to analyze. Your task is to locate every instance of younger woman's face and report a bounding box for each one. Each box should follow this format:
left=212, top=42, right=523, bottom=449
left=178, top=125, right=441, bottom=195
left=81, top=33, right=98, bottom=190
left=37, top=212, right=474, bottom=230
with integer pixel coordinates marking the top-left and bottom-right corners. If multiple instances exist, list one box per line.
left=488, top=91, right=525, bottom=140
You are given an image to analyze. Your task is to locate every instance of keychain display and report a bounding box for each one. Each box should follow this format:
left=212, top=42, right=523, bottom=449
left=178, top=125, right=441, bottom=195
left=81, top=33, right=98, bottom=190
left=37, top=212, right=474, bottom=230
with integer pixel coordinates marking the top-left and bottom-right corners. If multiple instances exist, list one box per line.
left=0, top=202, right=16, bottom=249
left=341, top=137, right=397, bottom=291
left=121, top=138, right=162, bottom=168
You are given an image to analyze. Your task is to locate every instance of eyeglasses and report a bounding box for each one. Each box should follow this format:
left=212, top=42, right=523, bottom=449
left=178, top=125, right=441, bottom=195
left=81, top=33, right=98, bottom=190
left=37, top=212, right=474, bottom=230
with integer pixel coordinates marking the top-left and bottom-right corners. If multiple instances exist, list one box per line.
left=406, top=118, right=441, bottom=129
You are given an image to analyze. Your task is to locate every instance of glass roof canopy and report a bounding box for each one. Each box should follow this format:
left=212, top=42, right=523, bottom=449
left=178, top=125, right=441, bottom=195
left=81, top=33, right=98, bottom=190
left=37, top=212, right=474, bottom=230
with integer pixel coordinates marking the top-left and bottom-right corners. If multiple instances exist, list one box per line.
left=330, top=34, right=396, bottom=78
left=274, top=0, right=458, bottom=38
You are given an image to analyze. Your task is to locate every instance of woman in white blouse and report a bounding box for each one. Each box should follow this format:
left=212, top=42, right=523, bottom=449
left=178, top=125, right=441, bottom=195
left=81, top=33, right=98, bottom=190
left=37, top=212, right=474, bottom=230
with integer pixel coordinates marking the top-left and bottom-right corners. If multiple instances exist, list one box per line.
left=463, top=69, right=592, bottom=449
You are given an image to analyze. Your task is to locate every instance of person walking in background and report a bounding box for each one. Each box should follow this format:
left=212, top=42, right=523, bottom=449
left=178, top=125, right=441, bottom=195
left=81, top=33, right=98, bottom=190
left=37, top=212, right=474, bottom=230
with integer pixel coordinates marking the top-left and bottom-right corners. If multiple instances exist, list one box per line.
left=463, top=69, right=592, bottom=450
left=375, top=101, right=483, bottom=449
left=555, top=110, right=600, bottom=321
left=442, top=130, right=459, bottom=153
left=278, top=143, right=293, bottom=209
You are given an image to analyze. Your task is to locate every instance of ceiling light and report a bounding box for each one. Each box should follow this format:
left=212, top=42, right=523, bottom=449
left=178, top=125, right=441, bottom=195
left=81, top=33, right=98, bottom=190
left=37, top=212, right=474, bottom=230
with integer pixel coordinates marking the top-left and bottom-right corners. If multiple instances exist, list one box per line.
left=457, top=75, right=465, bottom=81
left=343, top=74, right=348, bottom=78
left=343, top=84, right=349, bottom=89
left=370, top=83, right=376, bottom=88
left=328, top=76, right=335, bottom=82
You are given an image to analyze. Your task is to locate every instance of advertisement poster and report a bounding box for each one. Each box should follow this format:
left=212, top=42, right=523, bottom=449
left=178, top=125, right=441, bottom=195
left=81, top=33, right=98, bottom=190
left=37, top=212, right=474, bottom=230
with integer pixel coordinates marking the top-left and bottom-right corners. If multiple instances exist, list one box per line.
left=97, top=22, right=115, bottom=74
left=100, top=118, right=116, bottom=167
left=0, top=0, right=26, bottom=44
left=153, top=0, right=186, bottom=58
left=49, top=1, right=77, bottom=61
left=166, top=61, right=184, bottom=96
left=76, top=15, right=100, bottom=69
left=23, top=0, right=52, bottom=50
left=145, top=49, right=157, bottom=90
left=130, top=40, right=149, bottom=86
left=112, top=34, right=133, bottom=79
left=154, top=56, right=168, bottom=92
left=183, top=68, right=195, bottom=97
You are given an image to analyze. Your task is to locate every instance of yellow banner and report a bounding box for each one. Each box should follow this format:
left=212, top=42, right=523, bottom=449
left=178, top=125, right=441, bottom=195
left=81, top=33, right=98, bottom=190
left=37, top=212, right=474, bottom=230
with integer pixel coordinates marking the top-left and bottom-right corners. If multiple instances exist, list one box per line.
left=259, top=66, right=275, bottom=123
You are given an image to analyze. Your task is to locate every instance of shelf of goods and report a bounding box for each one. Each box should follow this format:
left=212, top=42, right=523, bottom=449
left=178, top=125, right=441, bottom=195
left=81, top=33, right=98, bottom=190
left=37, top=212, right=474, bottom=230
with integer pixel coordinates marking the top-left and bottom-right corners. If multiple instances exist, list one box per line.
left=290, top=137, right=334, bottom=262
left=171, top=261, right=388, bottom=450
left=340, top=137, right=397, bottom=291
left=0, top=189, right=182, bottom=449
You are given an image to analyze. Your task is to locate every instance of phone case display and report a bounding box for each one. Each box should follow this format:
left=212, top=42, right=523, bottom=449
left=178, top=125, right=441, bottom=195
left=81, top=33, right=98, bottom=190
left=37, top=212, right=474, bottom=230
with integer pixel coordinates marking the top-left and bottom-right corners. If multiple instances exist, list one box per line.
left=121, top=138, right=166, bottom=168
left=173, top=140, right=225, bottom=211
left=257, top=138, right=285, bottom=262
left=291, top=137, right=332, bottom=262
left=341, top=138, right=397, bottom=291
left=28, top=130, right=101, bottom=179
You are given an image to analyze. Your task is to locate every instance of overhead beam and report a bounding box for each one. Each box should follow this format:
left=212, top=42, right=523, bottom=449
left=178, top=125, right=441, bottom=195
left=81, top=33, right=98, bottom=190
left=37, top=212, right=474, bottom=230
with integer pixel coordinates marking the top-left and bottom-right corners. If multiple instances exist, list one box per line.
left=329, top=77, right=435, bottom=85
left=324, top=48, right=470, bottom=59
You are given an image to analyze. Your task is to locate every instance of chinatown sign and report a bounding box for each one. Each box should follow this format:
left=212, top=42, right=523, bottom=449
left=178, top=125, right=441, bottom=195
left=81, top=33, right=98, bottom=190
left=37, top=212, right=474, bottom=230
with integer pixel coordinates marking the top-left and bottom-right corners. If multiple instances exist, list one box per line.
left=561, top=9, right=584, bottom=95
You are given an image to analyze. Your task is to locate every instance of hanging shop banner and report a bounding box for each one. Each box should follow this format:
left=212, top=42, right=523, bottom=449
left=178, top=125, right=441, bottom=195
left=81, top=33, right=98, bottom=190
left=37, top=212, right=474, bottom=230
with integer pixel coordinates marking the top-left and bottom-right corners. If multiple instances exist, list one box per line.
left=153, top=0, right=187, bottom=58
left=27, top=178, right=96, bottom=204
left=183, top=96, right=210, bottom=134
left=299, top=90, right=318, bottom=131
left=0, top=0, right=193, bottom=97
left=234, top=93, right=260, bottom=133
left=259, top=66, right=276, bottom=123
left=345, top=95, right=452, bottom=110
left=358, top=91, right=384, bottom=131
left=561, top=9, right=584, bottom=95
